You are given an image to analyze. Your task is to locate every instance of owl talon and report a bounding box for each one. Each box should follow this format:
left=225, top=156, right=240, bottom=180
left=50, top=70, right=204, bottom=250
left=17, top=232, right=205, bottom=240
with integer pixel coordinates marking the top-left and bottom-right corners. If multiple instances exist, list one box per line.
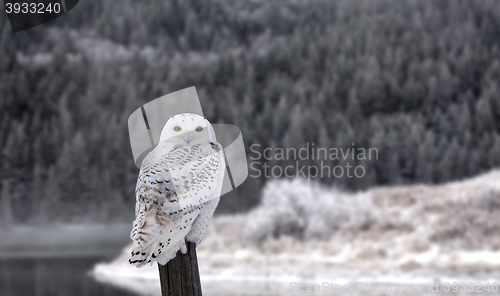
left=180, top=243, right=187, bottom=255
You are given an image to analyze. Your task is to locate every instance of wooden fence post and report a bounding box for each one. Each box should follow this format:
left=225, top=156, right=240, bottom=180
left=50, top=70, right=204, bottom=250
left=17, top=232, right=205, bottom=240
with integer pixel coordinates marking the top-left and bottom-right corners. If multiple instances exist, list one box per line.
left=158, top=241, right=202, bottom=296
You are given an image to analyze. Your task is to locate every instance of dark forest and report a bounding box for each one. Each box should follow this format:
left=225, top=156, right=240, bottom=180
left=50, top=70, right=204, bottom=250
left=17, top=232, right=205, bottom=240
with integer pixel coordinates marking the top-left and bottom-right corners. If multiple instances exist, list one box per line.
left=1, top=0, right=500, bottom=224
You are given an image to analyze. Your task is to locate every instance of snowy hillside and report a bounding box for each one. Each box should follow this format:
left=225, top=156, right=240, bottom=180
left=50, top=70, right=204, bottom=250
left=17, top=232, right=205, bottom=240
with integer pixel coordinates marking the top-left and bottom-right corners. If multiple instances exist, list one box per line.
left=93, top=170, right=500, bottom=295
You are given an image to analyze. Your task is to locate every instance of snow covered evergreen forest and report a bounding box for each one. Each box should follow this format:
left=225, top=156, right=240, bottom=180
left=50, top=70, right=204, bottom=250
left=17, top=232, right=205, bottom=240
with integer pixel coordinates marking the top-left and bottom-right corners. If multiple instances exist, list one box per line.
left=1, top=0, right=500, bottom=225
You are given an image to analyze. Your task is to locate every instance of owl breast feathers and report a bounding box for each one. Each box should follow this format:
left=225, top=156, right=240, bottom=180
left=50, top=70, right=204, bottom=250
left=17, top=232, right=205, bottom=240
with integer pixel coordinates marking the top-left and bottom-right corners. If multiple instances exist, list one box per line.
left=129, top=114, right=225, bottom=267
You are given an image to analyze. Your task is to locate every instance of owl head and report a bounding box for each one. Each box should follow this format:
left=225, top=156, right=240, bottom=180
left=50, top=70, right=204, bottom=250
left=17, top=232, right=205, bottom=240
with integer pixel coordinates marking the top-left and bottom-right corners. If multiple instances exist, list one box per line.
left=159, top=113, right=217, bottom=144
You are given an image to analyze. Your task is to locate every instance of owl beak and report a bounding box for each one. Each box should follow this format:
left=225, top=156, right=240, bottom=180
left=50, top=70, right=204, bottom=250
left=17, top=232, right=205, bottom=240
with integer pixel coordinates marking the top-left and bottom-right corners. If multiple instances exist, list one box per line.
left=183, top=133, right=193, bottom=143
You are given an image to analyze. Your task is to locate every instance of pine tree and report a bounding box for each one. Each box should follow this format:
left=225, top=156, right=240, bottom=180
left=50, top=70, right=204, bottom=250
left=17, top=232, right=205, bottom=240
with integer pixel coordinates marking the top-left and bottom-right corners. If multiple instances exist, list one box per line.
left=475, top=96, right=495, bottom=133
left=0, top=180, right=13, bottom=229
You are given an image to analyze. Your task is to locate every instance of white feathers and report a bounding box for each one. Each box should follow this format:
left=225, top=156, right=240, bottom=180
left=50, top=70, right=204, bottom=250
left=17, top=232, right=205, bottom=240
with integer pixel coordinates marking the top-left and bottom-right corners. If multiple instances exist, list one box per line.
left=129, top=113, right=225, bottom=267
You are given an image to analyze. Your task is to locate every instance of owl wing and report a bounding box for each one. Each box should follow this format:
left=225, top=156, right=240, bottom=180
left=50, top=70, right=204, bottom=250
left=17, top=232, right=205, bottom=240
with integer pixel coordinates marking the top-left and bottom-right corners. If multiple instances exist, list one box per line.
left=129, top=141, right=225, bottom=267
left=129, top=142, right=181, bottom=267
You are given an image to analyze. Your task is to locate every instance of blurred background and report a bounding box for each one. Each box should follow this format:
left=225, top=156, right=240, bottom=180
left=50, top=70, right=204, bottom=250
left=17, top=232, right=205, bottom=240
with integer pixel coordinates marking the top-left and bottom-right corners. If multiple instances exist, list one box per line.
left=1, top=0, right=500, bottom=295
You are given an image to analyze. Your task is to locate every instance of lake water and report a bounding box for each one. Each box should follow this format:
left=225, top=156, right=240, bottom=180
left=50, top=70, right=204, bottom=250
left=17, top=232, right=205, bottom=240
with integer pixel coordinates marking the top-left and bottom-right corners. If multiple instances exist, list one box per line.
left=0, top=257, right=139, bottom=296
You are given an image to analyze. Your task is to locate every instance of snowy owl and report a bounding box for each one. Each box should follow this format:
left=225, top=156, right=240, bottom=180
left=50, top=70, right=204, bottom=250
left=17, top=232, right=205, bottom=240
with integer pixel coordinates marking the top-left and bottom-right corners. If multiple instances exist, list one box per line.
left=129, top=113, right=225, bottom=267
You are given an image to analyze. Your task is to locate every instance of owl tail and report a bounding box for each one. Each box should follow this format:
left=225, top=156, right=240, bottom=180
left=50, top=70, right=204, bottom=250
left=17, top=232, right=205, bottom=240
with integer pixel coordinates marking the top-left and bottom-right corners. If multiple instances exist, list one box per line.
left=128, top=247, right=152, bottom=268
left=129, top=236, right=187, bottom=268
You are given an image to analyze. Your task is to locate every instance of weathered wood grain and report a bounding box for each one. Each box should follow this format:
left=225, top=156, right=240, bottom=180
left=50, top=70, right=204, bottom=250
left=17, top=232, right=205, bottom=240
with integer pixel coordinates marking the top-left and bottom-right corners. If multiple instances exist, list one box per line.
left=158, top=241, right=202, bottom=296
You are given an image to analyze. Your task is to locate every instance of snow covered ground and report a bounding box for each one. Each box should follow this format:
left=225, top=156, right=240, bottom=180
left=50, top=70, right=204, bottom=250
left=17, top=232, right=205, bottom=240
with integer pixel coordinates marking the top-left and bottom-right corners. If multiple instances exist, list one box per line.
left=93, top=170, right=500, bottom=295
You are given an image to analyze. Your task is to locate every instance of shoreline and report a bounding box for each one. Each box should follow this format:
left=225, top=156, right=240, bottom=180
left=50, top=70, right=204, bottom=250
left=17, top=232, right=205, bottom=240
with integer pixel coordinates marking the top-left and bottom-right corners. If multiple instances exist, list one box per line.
left=0, top=224, right=131, bottom=259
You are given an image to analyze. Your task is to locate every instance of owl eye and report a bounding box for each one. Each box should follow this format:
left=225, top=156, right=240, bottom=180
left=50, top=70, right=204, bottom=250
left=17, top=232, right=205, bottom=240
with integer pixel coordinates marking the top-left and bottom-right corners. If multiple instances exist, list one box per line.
left=195, top=126, right=203, bottom=132
left=174, top=126, right=182, bottom=132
